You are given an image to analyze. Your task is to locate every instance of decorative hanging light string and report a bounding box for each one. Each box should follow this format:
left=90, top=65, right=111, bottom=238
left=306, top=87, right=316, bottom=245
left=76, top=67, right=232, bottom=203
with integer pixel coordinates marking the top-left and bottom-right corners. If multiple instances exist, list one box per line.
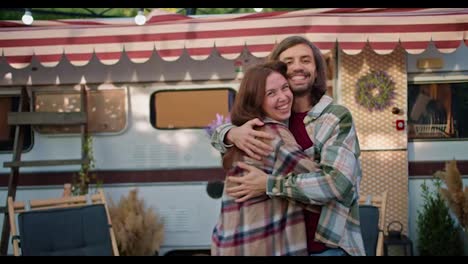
left=22, top=8, right=34, bottom=25
left=134, top=8, right=146, bottom=25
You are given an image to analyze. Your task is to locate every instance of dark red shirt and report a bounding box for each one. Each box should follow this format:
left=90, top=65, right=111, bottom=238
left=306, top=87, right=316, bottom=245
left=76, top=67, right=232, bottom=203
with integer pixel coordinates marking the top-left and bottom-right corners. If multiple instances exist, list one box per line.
left=289, top=111, right=328, bottom=254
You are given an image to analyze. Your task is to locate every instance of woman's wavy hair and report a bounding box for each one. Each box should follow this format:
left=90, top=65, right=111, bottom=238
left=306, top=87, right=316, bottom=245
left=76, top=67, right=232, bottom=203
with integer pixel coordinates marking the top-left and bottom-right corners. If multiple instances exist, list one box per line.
left=230, top=61, right=288, bottom=127
left=223, top=60, right=288, bottom=170
left=268, top=36, right=327, bottom=105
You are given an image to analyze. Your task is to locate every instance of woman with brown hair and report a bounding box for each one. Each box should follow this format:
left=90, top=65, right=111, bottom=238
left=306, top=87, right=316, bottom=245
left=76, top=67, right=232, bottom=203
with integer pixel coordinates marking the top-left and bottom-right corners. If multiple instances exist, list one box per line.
left=211, top=61, right=321, bottom=256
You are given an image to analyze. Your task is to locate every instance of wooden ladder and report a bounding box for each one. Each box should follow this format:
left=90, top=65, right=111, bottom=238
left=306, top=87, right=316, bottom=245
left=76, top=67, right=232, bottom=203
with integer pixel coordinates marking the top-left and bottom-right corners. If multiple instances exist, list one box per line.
left=0, top=85, right=89, bottom=255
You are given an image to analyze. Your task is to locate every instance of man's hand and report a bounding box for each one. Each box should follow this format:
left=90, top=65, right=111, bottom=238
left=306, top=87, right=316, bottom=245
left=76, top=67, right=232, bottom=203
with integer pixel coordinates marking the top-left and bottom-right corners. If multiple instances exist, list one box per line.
left=226, top=162, right=268, bottom=203
left=225, top=118, right=274, bottom=160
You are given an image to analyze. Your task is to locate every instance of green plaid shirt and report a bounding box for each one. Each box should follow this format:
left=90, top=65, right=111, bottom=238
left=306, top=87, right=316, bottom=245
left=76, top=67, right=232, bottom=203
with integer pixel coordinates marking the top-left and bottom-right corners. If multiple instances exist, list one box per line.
left=211, top=95, right=365, bottom=256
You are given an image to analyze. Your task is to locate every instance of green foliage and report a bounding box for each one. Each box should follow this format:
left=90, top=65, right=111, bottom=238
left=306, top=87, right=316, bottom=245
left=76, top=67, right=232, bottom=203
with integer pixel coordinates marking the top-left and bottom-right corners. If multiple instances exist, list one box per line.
left=72, top=135, right=102, bottom=195
left=0, top=8, right=309, bottom=21
left=0, top=8, right=139, bottom=20
left=417, top=179, right=463, bottom=256
left=195, top=8, right=273, bottom=14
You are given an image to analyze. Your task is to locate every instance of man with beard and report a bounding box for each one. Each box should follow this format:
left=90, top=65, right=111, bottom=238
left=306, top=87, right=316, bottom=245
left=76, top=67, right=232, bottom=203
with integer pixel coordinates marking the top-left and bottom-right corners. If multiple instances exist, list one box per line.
left=210, top=36, right=365, bottom=256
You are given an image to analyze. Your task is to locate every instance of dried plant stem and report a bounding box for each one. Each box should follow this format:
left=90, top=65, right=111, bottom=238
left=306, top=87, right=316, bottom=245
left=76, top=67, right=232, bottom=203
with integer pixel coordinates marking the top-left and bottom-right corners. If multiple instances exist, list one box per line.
left=436, top=160, right=468, bottom=230
left=108, top=189, right=164, bottom=256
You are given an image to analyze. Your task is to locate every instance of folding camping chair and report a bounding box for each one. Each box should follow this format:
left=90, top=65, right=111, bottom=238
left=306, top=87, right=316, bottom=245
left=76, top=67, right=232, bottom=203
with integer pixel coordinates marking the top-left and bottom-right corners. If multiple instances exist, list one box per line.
left=8, top=189, right=119, bottom=256
left=358, top=191, right=388, bottom=256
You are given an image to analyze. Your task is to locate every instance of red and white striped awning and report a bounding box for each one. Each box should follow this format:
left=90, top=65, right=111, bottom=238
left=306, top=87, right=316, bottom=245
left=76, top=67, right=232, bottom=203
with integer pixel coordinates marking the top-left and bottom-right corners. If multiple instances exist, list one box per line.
left=1, top=8, right=468, bottom=68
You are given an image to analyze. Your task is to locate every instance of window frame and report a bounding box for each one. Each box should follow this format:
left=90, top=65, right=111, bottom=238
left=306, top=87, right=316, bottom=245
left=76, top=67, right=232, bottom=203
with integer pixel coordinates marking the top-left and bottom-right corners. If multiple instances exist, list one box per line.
left=407, top=71, right=468, bottom=142
left=31, top=84, right=129, bottom=136
left=0, top=88, right=34, bottom=153
left=150, top=87, right=237, bottom=130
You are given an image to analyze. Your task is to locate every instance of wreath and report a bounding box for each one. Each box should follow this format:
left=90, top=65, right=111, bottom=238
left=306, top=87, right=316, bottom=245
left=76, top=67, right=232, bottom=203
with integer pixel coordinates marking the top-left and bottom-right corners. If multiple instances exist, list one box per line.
left=355, top=70, right=396, bottom=112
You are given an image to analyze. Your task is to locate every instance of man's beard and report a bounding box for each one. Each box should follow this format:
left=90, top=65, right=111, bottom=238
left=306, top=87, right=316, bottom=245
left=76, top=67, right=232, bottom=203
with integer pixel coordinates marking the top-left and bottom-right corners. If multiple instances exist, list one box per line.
left=291, top=81, right=314, bottom=97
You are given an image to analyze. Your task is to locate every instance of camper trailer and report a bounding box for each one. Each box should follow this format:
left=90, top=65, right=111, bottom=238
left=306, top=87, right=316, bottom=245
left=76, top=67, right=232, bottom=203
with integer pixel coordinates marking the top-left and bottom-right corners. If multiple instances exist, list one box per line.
left=1, top=8, right=468, bottom=255
left=0, top=54, right=256, bottom=255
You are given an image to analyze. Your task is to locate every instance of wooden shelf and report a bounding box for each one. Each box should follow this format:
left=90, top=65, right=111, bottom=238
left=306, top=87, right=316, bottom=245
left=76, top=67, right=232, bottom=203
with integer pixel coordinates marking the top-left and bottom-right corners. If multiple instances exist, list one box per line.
left=8, top=112, right=86, bottom=125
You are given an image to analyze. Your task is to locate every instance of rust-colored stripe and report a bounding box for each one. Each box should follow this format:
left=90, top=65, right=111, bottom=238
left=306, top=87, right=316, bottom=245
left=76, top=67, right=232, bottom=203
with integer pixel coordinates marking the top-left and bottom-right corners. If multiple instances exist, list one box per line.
left=0, top=168, right=225, bottom=187
left=408, top=160, right=468, bottom=178
left=1, top=161, right=466, bottom=186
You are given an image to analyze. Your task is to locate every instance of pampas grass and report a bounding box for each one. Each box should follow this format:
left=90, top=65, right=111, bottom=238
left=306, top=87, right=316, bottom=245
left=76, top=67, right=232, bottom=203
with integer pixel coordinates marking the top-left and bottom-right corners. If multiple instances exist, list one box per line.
left=108, top=188, right=164, bottom=256
left=435, top=160, right=468, bottom=229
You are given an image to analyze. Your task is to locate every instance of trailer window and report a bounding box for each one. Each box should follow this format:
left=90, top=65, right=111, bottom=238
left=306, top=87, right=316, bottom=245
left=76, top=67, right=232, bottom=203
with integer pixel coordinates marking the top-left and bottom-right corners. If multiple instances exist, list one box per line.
left=0, top=96, right=33, bottom=152
left=408, top=82, right=468, bottom=140
left=34, top=89, right=127, bottom=134
left=150, top=88, right=236, bottom=129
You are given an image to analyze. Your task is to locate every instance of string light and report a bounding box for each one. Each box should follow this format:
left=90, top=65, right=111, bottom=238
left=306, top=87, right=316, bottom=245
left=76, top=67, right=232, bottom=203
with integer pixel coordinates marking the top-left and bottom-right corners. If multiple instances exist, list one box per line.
left=134, top=8, right=146, bottom=25
left=22, top=9, right=33, bottom=25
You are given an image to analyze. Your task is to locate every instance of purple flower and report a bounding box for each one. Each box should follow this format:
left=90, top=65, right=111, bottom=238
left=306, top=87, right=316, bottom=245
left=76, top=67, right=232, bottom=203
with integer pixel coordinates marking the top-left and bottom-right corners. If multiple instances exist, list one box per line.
left=205, top=113, right=231, bottom=138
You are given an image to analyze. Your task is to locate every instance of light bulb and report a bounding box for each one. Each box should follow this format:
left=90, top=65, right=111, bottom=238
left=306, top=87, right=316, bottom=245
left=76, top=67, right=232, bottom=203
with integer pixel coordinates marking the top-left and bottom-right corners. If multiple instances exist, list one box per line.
left=253, top=8, right=263, bottom=13
left=22, top=10, right=33, bottom=25
left=134, top=10, right=146, bottom=26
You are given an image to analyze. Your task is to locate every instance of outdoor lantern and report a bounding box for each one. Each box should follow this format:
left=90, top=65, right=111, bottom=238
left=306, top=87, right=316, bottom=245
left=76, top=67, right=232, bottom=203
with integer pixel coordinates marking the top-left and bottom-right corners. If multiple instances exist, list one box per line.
left=384, top=221, right=414, bottom=256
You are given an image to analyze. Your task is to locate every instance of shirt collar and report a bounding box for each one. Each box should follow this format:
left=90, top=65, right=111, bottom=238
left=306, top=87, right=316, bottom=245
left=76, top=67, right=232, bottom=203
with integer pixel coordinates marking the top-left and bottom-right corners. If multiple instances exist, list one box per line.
left=305, top=95, right=334, bottom=121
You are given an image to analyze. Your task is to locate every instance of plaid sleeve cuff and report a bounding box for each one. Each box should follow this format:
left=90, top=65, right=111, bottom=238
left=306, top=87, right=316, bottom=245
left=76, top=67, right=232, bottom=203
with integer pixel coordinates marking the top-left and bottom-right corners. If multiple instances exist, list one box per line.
left=267, top=172, right=309, bottom=204
left=210, top=123, right=235, bottom=153
left=218, top=123, right=235, bottom=148
left=266, top=175, right=284, bottom=197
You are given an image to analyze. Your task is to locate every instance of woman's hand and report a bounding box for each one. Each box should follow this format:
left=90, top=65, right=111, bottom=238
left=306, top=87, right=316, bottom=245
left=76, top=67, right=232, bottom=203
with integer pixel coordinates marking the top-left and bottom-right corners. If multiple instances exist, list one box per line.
left=226, top=162, right=268, bottom=202
left=226, top=118, right=275, bottom=160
